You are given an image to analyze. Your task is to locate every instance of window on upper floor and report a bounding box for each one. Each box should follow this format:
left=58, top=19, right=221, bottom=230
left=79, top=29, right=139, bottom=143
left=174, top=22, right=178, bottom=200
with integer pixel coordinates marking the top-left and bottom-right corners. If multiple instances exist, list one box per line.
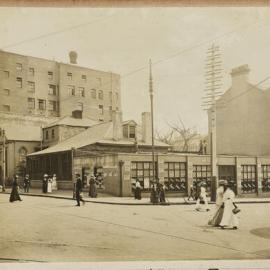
left=29, top=68, right=35, bottom=76
left=38, top=99, right=46, bottom=110
left=82, top=74, right=87, bottom=82
left=67, top=72, right=72, bottom=80
left=3, top=89, right=10, bottom=96
left=48, top=84, right=57, bottom=95
left=123, top=124, right=136, bottom=139
left=48, top=71, right=53, bottom=80
left=28, top=81, right=35, bottom=92
left=48, top=100, right=57, bottom=111
left=52, top=129, right=55, bottom=139
left=4, top=70, right=9, bottom=78
left=68, top=85, right=75, bottom=96
left=91, top=89, right=96, bottom=99
left=78, top=87, right=85, bottom=97
left=129, top=125, right=136, bottom=138
left=16, top=63, right=22, bottom=71
left=28, top=98, right=35, bottom=109
left=99, top=105, right=103, bottom=115
left=98, top=90, right=103, bottom=100
left=2, top=105, right=10, bottom=112
left=16, top=77, right=22, bottom=88
left=45, top=130, right=49, bottom=140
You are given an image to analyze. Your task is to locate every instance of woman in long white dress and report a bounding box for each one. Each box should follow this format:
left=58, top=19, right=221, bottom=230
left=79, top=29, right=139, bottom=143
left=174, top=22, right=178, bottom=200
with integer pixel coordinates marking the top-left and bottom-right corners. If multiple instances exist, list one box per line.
left=219, top=182, right=239, bottom=229
left=47, top=176, right=53, bottom=193
left=195, top=182, right=209, bottom=211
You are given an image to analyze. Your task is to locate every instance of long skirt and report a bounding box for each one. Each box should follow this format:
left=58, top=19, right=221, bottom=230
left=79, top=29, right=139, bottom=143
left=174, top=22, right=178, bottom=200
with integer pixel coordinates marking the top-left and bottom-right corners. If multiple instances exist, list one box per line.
left=47, top=182, right=52, bottom=193
left=89, top=184, right=97, bottom=198
left=219, top=200, right=239, bottom=228
left=134, top=188, right=141, bottom=200
left=208, top=206, right=224, bottom=226
left=9, top=187, right=22, bottom=202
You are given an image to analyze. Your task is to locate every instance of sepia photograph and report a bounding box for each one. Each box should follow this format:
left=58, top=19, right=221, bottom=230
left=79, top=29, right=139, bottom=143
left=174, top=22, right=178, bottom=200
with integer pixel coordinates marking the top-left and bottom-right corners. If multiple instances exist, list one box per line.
left=0, top=1, right=270, bottom=269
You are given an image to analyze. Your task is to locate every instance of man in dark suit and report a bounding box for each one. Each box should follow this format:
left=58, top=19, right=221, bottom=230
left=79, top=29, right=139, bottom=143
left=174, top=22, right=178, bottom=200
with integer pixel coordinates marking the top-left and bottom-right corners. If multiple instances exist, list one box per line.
left=75, top=173, right=85, bottom=206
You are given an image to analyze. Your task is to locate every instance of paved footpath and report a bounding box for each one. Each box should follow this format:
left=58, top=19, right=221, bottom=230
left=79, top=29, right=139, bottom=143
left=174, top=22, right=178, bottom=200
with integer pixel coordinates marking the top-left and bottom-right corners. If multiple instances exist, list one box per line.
left=2, top=188, right=270, bottom=205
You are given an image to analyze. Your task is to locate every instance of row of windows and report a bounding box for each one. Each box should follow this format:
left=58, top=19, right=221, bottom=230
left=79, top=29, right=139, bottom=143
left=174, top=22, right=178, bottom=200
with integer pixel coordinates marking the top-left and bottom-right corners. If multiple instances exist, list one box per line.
left=69, top=87, right=119, bottom=101
left=4, top=65, right=105, bottom=85
left=27, top=98, right=58, bottom=111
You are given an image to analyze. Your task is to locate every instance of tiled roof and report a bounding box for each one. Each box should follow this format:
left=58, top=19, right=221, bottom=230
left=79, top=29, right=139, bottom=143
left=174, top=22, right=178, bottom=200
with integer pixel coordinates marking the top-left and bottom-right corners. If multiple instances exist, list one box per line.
left=28, top=121, right=168, bottom=156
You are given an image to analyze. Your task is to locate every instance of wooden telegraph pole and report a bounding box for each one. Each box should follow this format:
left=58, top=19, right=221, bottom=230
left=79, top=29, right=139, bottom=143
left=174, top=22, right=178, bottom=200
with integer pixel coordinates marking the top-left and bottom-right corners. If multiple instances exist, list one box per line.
left=202, top=44, right=223, bottom=202
left=149, top=59, right=156, bottom=186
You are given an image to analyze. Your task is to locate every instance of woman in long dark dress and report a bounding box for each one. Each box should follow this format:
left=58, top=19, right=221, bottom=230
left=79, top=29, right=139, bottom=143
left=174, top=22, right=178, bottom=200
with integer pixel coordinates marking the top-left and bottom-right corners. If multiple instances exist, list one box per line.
left=10, top=175, right=22, bottom=202
left=89, top=175, right=97, bottom=198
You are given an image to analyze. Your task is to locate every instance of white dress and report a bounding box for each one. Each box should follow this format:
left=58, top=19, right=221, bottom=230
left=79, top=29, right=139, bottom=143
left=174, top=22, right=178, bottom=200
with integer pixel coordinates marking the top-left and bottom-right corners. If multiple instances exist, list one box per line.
left=47, top=179, right=52, bottom=193
left=219, top=188, right=239, bottom=228
left=196, top=186, right=209, bottom=211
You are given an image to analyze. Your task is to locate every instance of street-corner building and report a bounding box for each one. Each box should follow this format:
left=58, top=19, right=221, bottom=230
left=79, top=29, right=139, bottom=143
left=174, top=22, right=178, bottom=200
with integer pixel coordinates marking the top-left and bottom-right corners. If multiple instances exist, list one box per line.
left=0, top=124, right=42, bottom=184
left=26, top=111, right=270, bottom=197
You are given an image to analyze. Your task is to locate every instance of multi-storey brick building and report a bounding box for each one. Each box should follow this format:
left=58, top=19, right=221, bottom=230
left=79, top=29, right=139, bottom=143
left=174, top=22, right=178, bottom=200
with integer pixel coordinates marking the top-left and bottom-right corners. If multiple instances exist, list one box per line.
left=0, top=50, right=121, bottom=121
left=0, top=50, right=121, bottom=182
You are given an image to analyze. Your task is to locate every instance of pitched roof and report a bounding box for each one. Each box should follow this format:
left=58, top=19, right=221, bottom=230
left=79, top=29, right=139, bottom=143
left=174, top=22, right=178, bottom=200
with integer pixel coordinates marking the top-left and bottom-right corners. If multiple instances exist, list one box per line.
left=44, top=116, right=98, bottom=128
left=1, top=124, right=41, bottom=141
left=28, top=121, right=168, bottom=156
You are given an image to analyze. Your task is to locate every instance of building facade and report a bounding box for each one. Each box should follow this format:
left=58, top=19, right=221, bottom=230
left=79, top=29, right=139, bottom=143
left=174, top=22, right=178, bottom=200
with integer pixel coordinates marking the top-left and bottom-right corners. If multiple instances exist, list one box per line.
left=214, top=65, right=270, bottom=156
left=0, top=50, right=121, bottom=122
left=27, top=111, right=270, bottom=197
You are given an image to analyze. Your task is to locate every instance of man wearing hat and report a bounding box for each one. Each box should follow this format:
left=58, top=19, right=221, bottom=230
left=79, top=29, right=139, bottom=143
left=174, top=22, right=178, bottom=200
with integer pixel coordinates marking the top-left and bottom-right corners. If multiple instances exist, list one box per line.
left=24, top=174, right=30, bottom=193
left=42, top=174, right=48, bottom=193
left=75, top=173, right=85, bottom=206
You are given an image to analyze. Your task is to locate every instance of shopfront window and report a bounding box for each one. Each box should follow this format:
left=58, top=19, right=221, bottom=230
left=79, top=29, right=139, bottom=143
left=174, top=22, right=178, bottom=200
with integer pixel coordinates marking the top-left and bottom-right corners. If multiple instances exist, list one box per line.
left=131, top=161, right=157, bottom=191
left=164, top=162, right=187, bottom=192
left=241, top=165, right=257, bottom=193
left=193, top=165, right=212, bottom=193
left=261, top=165, right=270, bottom=192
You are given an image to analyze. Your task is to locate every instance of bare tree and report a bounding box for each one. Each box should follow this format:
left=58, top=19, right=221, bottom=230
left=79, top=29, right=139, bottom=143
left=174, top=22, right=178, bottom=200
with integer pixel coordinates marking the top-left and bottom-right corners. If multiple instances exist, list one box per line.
left=155, top=129, right=174, bottom=145
left=168, top=116, right=198, bottom=152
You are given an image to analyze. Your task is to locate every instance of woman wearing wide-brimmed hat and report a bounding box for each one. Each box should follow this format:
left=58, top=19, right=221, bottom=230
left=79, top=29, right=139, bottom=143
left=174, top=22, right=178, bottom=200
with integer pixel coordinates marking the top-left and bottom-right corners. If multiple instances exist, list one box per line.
left=219, top=181, right=240, bottom=230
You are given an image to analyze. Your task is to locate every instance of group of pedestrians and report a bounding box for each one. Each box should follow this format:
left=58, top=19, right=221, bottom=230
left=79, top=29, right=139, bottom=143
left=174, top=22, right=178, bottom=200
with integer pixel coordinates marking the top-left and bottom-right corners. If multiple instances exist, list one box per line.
left=150, top=182, right=166, bottom=204
left=42, top=174, right=57, bottom=194
left=133, top=179, right=166, bottom=204
left=208, top=179, right=240, bottom=229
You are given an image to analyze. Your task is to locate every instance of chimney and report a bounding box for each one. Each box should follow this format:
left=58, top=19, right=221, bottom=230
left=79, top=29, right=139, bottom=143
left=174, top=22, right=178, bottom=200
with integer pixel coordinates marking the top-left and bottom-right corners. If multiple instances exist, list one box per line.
left=230, top=64, right=250, bottom=89
left=69, top=51, right=78, bottom=64
left=141, top=112, right=152, bottom=144
left=112, top=110, right=123, bottom=141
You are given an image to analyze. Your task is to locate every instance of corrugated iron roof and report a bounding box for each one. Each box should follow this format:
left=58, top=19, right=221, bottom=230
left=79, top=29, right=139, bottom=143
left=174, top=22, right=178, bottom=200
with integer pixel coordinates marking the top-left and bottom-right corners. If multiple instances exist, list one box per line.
left=28, top=121, right=168, bottom=156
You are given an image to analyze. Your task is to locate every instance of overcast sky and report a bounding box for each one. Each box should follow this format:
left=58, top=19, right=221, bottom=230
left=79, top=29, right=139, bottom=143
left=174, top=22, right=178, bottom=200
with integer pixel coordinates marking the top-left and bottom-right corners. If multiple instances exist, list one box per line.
left=1, top=7, right=270, bottom=134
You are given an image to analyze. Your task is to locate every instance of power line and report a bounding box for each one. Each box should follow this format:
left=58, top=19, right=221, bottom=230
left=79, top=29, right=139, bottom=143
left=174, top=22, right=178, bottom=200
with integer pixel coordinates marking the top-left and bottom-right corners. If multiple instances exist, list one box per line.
left=0, top=13, right=117, bottom=50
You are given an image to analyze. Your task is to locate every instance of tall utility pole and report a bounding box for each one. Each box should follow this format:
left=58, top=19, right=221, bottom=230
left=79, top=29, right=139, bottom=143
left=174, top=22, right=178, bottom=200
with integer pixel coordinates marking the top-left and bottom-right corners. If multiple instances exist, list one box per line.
left=1, top=129, right=6, bottom=192
left=149, top=59, right=156, bottom=185
left=202, top=44, right=223, bottom=201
